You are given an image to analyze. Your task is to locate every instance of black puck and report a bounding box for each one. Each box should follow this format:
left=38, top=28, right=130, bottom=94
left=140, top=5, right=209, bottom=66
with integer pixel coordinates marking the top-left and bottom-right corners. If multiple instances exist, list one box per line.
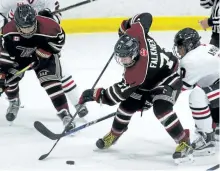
left=66, top=160, right=75, bottom=165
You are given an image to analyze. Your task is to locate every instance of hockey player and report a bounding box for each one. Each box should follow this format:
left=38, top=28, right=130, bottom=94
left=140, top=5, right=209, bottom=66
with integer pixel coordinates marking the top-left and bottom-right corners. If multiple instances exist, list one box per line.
left=0, top=0, right=88, bottom=120
left=173, top=27, right=219, bottom=155
left=78, top=13, right=193, bottom=164
left=0, top=4, right=76, bottom=130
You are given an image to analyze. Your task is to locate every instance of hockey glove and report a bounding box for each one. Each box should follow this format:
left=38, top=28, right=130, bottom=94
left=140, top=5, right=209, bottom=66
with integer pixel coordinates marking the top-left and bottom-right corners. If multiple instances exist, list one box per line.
left=79, top=88, right=105, bottom=104
left=118, top=19, right=131, bottom=37
left=36, top=48, right=52, bottom=59
left=38, top=8, right=53, bottom=19
left=0, top=72, right=6, bottom=96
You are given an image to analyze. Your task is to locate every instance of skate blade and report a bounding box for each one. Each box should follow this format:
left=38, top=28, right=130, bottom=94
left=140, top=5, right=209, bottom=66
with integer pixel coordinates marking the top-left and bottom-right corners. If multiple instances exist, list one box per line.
left=193, top=147, right=216, bottom=157
left=174, top=154, right=194, bottom=165
left=8, top=121, right=14, bottom=126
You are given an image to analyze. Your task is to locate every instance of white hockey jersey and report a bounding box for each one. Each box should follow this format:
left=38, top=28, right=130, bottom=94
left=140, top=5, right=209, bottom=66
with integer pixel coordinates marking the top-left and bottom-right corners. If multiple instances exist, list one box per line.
left=0, top=0, right=61, bottom=22
left=181, top=44, right=220, bottom=90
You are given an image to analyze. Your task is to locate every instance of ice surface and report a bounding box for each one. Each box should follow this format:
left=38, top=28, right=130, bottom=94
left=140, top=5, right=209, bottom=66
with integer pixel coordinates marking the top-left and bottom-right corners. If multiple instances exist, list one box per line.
left=0, top=31, right=219, bottom=171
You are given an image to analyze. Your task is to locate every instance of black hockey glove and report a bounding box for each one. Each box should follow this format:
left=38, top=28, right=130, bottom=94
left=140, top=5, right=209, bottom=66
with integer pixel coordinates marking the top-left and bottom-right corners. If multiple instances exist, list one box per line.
left=38, top=8, right=53, bottom=19
left=118, top=19, right=131, bottom=37
left=79, top=88, right=105, bottom=104
left=0, top=72, right=6, bottom=96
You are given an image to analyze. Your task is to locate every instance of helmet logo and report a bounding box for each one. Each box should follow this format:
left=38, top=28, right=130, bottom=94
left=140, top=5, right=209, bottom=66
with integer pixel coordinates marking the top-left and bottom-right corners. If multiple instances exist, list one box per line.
left=27, top=0, right=35, bottom=4
left=140, top=48, right=147, bottom=57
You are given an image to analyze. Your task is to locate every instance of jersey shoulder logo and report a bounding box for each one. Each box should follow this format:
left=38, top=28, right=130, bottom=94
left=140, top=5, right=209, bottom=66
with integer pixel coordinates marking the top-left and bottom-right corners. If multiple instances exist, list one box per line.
left=140, top=48, right=148, bottom=57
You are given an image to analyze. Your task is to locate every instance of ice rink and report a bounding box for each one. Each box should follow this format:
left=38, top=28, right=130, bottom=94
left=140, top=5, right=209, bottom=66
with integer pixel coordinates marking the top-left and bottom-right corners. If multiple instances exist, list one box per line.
left=0, top=31, right=219, bottom=171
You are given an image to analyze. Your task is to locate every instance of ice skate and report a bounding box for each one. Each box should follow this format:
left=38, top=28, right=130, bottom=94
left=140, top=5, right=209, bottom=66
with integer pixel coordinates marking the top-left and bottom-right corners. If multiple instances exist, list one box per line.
left=172, top=129, right=194, bottom=164
left=173, top=141, right=194, bottom=164
left=192, top=131, right=216, bottom=156
left=75, top=104, right=88, bottom=118
left=57, top=109, right=76, bottom=132
left=6, top=98, right=21, bottom=123
left=96, top=128, right=127, bottom=149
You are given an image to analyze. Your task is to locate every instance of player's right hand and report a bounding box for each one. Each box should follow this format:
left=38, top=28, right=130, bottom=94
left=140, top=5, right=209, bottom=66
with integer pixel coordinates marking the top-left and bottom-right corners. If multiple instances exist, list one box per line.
left=78, top=88, right=104, bottom=104
left=38, top=8, right=53, bottom=19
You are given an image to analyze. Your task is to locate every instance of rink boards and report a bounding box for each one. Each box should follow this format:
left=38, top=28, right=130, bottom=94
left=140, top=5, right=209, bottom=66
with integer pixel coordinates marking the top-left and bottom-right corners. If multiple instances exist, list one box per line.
left=60, top=16, right=210, bottom=34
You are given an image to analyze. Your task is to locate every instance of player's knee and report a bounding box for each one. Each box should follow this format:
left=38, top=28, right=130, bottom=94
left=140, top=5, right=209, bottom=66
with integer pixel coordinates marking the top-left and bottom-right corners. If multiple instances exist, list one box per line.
left=41, top=81, right=63, bottom=97
left=189, top=87, right=211, bottom=120
left=41, top=80, right=68, bottom=110
left=203, top=83, right=219, bottom=108
left=117, top=106, right=134, bottom=120
left=152, top=85, right=176, bottom=117
left=189, top=86, right=209, bottom=108
left=153, top=100, right=173, bottom=118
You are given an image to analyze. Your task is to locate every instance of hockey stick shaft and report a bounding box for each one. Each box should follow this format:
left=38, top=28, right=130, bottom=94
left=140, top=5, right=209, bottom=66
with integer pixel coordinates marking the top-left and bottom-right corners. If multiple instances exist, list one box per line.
left=6, top=62, right=35, bottom=84
left=62, top=52, right=114, bottom=132
left=65, top=112, right=116, bottom=136
left=34, top=112, right=116, bottom=140
left=51, top=0, right=97, bottom=14
left=38, top=52, right=114, bottom=160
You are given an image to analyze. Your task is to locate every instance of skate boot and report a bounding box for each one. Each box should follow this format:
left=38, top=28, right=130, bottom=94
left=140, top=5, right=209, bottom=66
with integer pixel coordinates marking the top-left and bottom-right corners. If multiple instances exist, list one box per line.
left=173, top=130, right=194, bottom=164
left=6, top=97, right=21, bottom=122
left=57, top=109, right=76, bottom=132
left=96, top=127, right=127, bottom=149
left=75, top=104, right=88, bottom=118
left=192, top=131, right=215, bottom=156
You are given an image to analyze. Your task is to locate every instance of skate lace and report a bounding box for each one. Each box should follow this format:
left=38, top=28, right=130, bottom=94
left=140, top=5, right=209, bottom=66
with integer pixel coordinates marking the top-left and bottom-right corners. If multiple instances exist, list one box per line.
left=103, top=133, right=117, bottom=147
left=176, top=142, right=191, bottom=152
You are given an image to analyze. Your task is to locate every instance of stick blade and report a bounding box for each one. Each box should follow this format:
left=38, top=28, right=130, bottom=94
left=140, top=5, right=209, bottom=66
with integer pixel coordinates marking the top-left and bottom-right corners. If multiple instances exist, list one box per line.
left=39, top=153, right=49, bottom=160
left=34, top=121, right=59, bottom=140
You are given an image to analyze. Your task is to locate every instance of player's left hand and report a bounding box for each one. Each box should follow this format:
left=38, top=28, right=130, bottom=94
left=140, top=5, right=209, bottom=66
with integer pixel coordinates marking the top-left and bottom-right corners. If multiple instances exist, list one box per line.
left=78, top=88, right=104, bottom=104
left=199, top=18, right=210, bottom=31
left=38, top=8, right=53, bottom=19
left=36, top=48, right=52, bottom=59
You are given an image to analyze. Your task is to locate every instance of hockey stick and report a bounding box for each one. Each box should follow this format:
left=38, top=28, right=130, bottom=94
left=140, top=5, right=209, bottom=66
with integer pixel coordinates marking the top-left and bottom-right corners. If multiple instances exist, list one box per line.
left=34, top=112, right=116, bottom=140
left=37, top=52, right=114, bottom=160
left=206, top=164, right=220, bottom=171
left=6, top=62, right=35, bottom=84
left=51, top=0, right=97, bottom=14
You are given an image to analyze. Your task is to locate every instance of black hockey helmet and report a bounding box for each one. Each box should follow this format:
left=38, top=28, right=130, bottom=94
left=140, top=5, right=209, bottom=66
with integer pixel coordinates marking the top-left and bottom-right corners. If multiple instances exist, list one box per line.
left=114, top=34, right=139, bottom=67
left=173, top=27, right=201, bottom=58
left=14, top=4, right=37, bottom=38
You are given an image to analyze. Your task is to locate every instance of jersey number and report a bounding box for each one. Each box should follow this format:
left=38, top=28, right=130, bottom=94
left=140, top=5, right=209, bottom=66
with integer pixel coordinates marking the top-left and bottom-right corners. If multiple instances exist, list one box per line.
left=117, top=80, right=130, bottom=92
left=159, top=53, right=174, bottom=69
left=180, top=67, right=186, bottom=78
